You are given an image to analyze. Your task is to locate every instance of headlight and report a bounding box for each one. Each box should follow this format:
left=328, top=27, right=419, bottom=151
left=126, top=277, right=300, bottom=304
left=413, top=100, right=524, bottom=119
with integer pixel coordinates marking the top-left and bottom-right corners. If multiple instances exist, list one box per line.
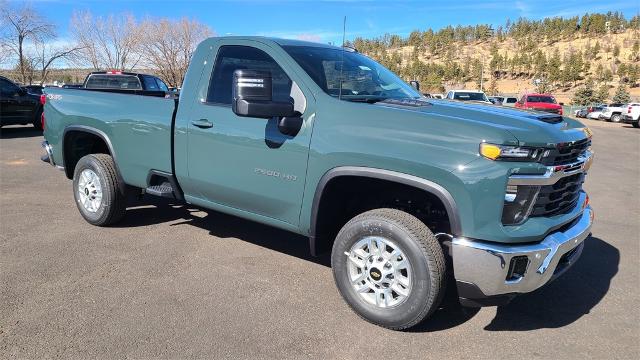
left=479, top=143, right=544, bottom=161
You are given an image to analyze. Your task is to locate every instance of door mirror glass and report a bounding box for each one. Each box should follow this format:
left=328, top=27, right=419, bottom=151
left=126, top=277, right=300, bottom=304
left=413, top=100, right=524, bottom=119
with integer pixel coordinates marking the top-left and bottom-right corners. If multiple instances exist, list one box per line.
left=409, top=80, right=420, bottom=91
left=232, top=69, right=295, bottom=119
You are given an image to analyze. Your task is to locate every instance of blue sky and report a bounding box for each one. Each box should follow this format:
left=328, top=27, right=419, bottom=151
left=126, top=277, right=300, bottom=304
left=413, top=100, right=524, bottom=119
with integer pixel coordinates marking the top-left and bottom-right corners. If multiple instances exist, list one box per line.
left=14, top=0, right=640, bottom=44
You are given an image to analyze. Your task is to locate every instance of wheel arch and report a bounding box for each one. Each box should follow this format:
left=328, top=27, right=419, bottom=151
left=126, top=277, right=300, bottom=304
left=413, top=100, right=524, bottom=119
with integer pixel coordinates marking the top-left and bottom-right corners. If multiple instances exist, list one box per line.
left=62, top=126, right=125, bottom=193
left=308, top=166, right=462, bottom=256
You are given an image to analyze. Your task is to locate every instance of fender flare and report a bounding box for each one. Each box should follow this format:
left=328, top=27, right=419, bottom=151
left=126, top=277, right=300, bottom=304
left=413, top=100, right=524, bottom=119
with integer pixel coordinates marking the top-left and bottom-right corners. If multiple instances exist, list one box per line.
left=308, top=166, right=462, bottom=256
left=62, top=126, right=125, bottom=192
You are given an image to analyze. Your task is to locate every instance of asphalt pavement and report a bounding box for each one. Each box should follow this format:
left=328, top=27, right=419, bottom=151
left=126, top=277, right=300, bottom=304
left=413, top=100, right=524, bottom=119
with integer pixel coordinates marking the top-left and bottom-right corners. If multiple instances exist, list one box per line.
left=1, top=119, right=638, bottom=359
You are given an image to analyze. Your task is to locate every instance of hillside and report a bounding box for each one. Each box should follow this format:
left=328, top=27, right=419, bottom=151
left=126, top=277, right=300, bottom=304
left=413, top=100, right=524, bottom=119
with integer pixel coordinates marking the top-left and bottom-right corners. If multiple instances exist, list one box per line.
left=352, top=13, right=640, bottom=104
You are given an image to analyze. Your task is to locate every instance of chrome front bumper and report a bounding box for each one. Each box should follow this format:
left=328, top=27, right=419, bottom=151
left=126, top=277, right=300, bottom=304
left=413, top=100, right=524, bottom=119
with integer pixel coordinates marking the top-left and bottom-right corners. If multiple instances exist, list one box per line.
left=452, top=206, right=593, bottom=302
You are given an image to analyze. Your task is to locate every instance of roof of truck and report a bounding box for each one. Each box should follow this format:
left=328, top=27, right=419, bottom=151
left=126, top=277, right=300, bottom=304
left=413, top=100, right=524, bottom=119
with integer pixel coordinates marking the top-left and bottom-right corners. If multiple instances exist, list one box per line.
left=207, top=36, right=342, bottom=50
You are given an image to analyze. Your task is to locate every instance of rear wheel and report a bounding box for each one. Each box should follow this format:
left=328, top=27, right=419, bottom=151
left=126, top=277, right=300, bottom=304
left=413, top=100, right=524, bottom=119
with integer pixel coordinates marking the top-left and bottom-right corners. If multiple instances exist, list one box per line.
left=331, top=208, right=446, bottom=330
left=72, top=154, right=127, bottom=226
left=611, top=114, right=621, bottom=123
left=633, top=122, right=639, bottom=128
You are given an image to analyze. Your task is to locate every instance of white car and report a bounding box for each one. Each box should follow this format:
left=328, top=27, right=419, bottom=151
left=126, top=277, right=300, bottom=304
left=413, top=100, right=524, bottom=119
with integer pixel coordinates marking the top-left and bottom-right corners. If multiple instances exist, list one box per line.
left=431, top=93, right=443, bottom=99
left=587, top=106, right=606, bottom=120
left=445, top=90, right=491, bottom=104
left=598, top=103, right=627, bottom=122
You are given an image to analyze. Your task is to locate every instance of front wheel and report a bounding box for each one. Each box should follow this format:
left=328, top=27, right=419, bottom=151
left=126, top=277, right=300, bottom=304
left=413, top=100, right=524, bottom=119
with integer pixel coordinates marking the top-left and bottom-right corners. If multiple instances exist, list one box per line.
left=633, top=122, right=639, bottom=128
left=72, top=154, right=127, bottom=226
left=331, top=208, right=446, bottom=330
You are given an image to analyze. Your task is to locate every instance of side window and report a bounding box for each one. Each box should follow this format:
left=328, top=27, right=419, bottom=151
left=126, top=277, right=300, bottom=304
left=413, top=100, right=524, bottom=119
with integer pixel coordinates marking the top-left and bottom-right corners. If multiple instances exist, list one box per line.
left=156, top=78, right=169, bottom=92
left=143, top=76, right=159, bottom=90
left=446, top=91, right=452, bottom=99
left=207, top=45, right=292, bottom=105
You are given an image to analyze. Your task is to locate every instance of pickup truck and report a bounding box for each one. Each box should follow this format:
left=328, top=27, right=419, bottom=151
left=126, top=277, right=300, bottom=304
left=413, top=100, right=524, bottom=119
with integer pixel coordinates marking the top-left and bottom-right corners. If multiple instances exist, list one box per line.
left=622, top=103, right=640, bottom=127
left=598, top=103, right=627, bottom=123
left=40, top=36, right=594, bottom=330
left=515, top=93, right=563, bottom=115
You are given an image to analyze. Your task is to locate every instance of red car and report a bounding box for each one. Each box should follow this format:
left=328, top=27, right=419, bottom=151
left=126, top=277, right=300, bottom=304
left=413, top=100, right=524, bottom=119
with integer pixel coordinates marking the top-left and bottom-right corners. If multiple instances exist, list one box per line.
left=515, top=93, right=563, bottom=115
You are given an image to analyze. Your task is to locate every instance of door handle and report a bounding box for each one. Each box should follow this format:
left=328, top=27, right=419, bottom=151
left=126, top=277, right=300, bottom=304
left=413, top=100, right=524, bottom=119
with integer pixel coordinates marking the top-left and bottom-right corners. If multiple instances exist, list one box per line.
left=192, top=119, right=213, bottom=128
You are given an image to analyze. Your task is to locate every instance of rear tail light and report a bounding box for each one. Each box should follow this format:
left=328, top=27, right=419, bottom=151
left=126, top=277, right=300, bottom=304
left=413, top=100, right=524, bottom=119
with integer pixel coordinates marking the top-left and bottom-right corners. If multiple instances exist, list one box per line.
left=558, top=108, right=563, bottom=115
left=629, top=107, right=632, bottom=114
left=40, top=94, right=46, bottom=105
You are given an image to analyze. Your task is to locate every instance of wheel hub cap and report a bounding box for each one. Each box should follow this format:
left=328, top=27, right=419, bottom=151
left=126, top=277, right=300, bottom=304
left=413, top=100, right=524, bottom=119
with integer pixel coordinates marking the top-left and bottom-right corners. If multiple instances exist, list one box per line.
left=344, top=236, right=412, bottom=308
left=77, top=169, right=103, bottom=213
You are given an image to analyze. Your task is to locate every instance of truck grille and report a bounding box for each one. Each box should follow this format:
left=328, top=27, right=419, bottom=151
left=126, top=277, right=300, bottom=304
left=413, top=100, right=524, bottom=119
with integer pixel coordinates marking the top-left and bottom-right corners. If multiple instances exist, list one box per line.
left=542, top=138, right=591, bottom=166
left=531, top=173, right=585, bottom=217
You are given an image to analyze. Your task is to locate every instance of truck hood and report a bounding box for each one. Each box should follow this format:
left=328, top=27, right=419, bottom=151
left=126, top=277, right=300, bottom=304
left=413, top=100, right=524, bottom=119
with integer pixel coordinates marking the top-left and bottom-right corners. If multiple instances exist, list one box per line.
left=375, top=99, right=587, bottom=147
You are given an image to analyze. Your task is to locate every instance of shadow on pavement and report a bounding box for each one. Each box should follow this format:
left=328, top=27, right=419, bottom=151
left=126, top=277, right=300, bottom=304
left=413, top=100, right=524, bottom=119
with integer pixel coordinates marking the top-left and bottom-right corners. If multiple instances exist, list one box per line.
left=484, top=236, right=618, bottom=331
left=0, top=126, right=42, bottom=139
left=116, top=198, right=618, bottom=332
left=117, top=196, right=331, bottom=267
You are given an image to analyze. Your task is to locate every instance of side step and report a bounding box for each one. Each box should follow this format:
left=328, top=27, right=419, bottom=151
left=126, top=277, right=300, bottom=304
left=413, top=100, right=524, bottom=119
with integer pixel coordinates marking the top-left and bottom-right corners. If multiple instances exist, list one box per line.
left=145, top=182, right=176, bottom=199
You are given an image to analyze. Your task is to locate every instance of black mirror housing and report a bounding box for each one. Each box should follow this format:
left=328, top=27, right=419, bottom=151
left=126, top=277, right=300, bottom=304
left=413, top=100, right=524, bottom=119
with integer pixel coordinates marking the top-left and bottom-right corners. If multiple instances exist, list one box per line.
left=409, top=80, right=420, bottom=91
left=232, top=69, right=295, bottom=119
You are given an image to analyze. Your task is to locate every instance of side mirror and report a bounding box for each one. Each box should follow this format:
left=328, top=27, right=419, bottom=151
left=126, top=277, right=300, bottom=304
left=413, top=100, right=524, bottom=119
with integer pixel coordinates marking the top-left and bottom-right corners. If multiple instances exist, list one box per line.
left=409, top=80, right=420, bottom=91
left=232, top=69, right=295, bottom=119
left=559, top=102, right=565, bottom=106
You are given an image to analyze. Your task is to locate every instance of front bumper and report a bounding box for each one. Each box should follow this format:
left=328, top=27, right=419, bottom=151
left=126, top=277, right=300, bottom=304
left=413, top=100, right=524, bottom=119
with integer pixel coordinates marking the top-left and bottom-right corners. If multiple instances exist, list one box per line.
left=452, top=206, right=593, bottom=307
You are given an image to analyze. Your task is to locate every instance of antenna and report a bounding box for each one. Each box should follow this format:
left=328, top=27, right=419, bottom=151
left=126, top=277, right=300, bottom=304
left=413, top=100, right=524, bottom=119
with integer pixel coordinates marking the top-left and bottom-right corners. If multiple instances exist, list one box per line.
left=339, top=16, right=346, bottom=101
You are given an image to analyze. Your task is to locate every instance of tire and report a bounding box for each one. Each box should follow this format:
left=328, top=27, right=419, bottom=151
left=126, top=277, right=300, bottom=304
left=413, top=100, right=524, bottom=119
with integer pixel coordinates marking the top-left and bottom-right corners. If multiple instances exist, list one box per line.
left=331, top=208, right=446, bottom=330
left=633, top=122, right=639, bottom=128
left=32, top=108, right=43, bottom=131
left=611, top=114, right=621, bottom=123
left=72, top=154, right=127, bottom=226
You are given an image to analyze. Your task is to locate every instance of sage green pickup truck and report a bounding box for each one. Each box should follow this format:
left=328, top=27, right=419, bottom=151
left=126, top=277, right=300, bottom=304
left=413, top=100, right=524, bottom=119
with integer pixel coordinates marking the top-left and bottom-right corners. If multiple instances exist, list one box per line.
left=41, top=36, right=594, bottom=330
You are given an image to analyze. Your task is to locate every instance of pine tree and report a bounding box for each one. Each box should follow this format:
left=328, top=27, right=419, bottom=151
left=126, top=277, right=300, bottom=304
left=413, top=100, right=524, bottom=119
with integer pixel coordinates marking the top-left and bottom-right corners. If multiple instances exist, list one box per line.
left=612, top=85, right=631, bottom=103
left=595, top=85, right=609, bottom=103
left=572, top=80, right=597, bottom=105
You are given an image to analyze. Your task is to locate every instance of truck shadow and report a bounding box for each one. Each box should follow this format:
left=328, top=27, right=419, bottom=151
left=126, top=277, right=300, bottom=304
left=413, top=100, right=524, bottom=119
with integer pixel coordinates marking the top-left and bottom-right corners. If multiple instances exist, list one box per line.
left=117, top=199, right=618, bottom=332
left=118, top=197, right=331, bottom=267
left=0, top=126, right=43, bottom=139
left=483, top=236, right=618, bottom=331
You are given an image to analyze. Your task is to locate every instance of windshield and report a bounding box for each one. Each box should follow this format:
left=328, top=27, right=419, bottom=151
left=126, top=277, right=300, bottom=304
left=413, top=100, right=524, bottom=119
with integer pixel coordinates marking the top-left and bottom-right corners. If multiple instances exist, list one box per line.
left=527, top=95, right=556, bottom=103
left=283, top=45, right=421, bottom=101
left=454, top=92, right=488, bottom=101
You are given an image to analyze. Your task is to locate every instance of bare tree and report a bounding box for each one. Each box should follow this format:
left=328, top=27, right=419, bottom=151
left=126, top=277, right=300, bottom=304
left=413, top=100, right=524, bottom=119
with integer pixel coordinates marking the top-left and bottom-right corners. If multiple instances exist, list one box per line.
left=0, top=1, right=54, bottom=83
left=33, top=40, right=84, bottom=85
left=70, top=11, right=142, bottom=71
left=138, top=17, right=213, bottom=87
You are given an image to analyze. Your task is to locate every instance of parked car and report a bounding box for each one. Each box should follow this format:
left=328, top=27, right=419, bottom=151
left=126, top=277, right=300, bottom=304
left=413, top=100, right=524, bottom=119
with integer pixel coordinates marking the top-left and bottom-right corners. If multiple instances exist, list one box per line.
left=622, top=103, right=640, bottom=128
left=598, top=103, right=627, bottom=123
left=445, top=89, right=491, bottom=104
left=587, top=106, right=605, bottom=120
left=41, top=36, right=594, bottom=330
left=431, top=93, right=443, bottom=99
left=575, top=108, right=589, bottom=118
left=515, top=93, right=563, bottom=115
left=83, top=71, right=170, bottom=95
left=0, top=75, right=43, bottom=130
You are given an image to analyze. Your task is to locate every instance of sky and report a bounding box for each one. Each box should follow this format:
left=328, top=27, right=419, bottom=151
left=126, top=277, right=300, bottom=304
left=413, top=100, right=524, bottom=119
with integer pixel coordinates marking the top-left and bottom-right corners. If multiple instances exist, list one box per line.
left=8, top=0, right=640, bottom=45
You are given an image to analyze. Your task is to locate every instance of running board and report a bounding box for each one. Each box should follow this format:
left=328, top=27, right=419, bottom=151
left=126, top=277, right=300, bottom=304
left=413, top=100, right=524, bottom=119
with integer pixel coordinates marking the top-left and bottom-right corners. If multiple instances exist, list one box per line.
left=145, top=183, right=176, bottom=199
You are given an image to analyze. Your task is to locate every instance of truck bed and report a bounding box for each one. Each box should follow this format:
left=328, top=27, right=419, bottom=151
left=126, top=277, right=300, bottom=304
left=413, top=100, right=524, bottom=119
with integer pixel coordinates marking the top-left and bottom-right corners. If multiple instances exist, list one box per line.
left=43, top=87, right=176, bottom=188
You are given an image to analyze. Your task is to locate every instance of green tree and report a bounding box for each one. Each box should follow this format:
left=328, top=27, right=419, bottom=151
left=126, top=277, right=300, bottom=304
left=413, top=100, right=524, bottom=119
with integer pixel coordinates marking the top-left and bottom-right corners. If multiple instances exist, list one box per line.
left=594, top=84, right=609, bottom=103
left=572, top=80, right=597, bottom=105
left=612, top=85, right=631, bottom=103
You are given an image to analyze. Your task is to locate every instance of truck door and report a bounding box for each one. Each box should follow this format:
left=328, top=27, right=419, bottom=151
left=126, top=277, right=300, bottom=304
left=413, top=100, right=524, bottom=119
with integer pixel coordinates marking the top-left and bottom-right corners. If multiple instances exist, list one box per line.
left=185, top=43, right=314, bottom=226
left=0, top=78, right=30, bottom=123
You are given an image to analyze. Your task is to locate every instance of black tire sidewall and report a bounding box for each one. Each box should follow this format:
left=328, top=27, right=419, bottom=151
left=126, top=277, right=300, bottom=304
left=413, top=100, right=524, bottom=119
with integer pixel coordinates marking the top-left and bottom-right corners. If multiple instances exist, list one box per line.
left=332, top=215, right=433, bottom=328
left=72, top=155, right=114, bottom=225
